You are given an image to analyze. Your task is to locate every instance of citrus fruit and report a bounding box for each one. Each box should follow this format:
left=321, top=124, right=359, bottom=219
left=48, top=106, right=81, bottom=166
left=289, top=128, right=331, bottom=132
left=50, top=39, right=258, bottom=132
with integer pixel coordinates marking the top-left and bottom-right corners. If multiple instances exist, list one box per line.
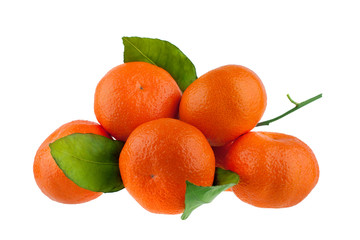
left=119, top=118, right=215, bottom=214
left=94, top=62, right=182, bottom=141
left=216, top=131, right=319, bottom=208
left=179, top=64, right=267, bottom=146
left=33, top=120, right=110, bottom=204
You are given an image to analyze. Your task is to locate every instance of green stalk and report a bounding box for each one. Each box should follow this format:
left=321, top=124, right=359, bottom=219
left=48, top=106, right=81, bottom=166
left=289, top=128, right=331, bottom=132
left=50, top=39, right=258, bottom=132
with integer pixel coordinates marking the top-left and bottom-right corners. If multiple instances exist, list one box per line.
left=256, top=93, right=322, bottom=127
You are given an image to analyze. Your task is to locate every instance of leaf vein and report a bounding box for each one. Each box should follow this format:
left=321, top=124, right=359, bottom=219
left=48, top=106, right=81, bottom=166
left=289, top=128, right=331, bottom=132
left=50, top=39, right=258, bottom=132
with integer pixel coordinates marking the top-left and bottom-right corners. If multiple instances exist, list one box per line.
left=123, top=37, right=157, bottom=66
left=53, top=149, right=118, bottom=166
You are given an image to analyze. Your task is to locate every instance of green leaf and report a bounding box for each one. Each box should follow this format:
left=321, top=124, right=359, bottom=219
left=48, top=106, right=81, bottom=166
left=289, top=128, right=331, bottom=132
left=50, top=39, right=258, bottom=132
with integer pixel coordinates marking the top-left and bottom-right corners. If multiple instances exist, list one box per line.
left=122, top=36, right=197, bottom=92
left=181, top=168, right=240, bottom=220
left=50, top=133, right=124, bottom=193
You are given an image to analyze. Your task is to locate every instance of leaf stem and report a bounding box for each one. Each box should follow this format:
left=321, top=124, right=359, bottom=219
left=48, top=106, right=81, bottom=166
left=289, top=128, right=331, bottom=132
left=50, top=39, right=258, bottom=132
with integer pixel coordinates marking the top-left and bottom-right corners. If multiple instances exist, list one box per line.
left=256, top=93, right=322, bottom=127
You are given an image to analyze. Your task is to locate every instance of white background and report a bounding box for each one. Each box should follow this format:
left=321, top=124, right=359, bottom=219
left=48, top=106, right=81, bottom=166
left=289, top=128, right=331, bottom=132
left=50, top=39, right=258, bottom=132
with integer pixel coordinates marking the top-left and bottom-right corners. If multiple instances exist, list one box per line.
left=1, top=0, right=359, bottom=239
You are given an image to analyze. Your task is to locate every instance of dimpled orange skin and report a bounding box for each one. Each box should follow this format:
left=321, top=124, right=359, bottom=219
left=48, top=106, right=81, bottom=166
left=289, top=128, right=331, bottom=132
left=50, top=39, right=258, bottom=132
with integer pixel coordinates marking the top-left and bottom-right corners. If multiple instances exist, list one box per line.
left=94, top=62, right=182, bottom=141
left=179, top=65, right=267, bottom=146
left=33, top=120, right=110, bottom=204
left=119, top=118, right=215, bottom=214
left=220, top=131, right=319, bottom=208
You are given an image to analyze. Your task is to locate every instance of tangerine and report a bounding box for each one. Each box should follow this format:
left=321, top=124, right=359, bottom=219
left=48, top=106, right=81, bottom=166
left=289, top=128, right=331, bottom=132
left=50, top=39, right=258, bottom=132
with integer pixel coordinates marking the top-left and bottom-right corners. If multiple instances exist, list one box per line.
left=94, top=62, right=182, bottom=141
left=119, top=118, right=215, bottom=214
left=216, top=131, right=319, bottom=208
left=33, top=120, right=110, bottom=204
left=179, top=65, right=267, bottom=146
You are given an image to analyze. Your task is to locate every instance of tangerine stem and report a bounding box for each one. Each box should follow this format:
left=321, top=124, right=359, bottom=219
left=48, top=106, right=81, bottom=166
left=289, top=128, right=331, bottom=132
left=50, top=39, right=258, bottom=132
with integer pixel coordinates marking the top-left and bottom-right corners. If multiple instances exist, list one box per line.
left=256, top=93, right=322, bottom=127
left=287, top=94, right=299, bottom=106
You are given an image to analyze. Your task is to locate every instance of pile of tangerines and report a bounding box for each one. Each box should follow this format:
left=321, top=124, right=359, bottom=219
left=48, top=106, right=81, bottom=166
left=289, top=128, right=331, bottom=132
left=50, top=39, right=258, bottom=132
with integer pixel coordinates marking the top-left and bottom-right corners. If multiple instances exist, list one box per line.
left=33, top=37, right=320, bottom=219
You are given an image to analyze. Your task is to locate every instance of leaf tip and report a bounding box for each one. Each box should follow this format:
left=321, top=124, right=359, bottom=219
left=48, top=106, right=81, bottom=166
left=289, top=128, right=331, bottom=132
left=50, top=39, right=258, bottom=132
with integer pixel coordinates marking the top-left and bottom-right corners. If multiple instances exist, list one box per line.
left=48, top=141, right=57, bottom=159
left=180, top=213, right=189, bottom=220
